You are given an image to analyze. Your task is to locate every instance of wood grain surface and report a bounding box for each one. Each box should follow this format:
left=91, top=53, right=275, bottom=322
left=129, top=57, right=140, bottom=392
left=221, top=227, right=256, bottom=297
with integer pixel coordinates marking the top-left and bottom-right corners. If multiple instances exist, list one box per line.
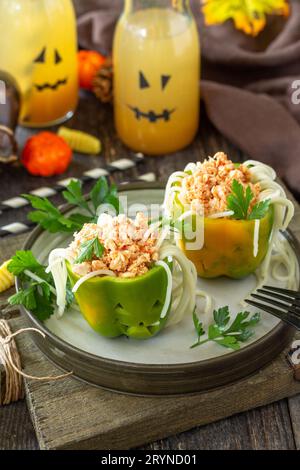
left=3, top=315, right=300, bottom=450
left=0, top=96, right=299, bottom=449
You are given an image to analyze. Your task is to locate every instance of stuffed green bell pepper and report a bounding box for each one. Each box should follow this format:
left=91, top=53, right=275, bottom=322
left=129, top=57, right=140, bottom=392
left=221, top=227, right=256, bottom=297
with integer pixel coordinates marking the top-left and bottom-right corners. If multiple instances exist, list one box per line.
left=67, top=262, right=171, bottom=339
left=52, top=212, right=196, bottom=340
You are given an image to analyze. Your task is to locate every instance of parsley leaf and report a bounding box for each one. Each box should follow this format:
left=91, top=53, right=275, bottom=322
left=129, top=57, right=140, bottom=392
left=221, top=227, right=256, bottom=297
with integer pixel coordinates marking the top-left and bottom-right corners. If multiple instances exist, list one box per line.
left=227, top=179, right=253, bottom=220
left=103, top=193, right=121, bottom=215
left=191, top=306, right=260, bottom=351
left=7, top=251, right=52, bottom=291
left=75, top=237, right=104, bottom=264
left=208, top=324, right=222, bottom=340
left=248, top=199, right=271, bottom=220
left=7, top=250, right=42, bottom=275
left=25, top=176, right=121, bottom=234
left=25, top=194, right=81, bottom=233
left=227, top=180, right=271, bottom=220
left=33, top=288, right=55, bottom=321
left=7, top=250, right=74, bottom=322
left=9, top=286, right=37, bottom=311
left=91, top=178, right=121, bottom=215
left=213, top=305, right=230, bottom=330
left=192, top=307, right=205, bottom=342
left=67, top=213, right=92, bottom=227
left=8, top=281, right=55, bottom=321
left=62, top=179, right=93, bottom=215
left=224, top=311, right=260, bottom=336
left=90, top=177, right=109, bottom=211
left=215, top=336, right=240, bottom=350
left=215, top=336, right=241, bottom=351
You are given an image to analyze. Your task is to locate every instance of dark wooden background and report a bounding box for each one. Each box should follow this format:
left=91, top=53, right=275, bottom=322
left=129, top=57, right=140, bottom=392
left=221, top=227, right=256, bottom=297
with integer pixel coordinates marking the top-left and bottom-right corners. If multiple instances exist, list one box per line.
left=0, top=93, right=300, bottom=449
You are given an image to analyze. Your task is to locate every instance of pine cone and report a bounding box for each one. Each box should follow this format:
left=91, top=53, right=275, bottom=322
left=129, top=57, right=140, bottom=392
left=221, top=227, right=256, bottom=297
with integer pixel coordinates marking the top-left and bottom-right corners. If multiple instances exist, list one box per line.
left=92, top=56, right=113, bottom=105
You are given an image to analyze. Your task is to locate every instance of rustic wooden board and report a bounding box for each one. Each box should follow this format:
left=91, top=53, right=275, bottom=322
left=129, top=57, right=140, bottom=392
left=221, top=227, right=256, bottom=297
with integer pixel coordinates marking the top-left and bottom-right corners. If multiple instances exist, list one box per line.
left=3, top=314, right=299, bottom=450
left=289, top=395, right=300, bottom=449
left=1, top=103, right=299, bottom=449
left=1, top=182, right=300, bottom=449
left=0, top=233, right=27, bottom=318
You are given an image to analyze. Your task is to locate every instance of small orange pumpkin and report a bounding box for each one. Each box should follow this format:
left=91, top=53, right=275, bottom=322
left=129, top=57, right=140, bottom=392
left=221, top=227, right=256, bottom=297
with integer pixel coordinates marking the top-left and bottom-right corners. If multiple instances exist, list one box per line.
left=21, top=132, right=72, bottom=177
left=78, top=50, right=106, bottom=90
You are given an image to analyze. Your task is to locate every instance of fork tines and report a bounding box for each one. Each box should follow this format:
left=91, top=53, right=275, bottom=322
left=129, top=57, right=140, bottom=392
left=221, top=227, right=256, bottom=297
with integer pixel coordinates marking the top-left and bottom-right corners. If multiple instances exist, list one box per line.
left=245, top=285, right=300, bottom=330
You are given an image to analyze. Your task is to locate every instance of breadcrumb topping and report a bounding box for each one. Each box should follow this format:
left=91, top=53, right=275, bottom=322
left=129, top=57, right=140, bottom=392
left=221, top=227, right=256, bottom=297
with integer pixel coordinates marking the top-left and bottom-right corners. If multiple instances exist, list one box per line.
left=68, top=213, right=159, bottom=278
left=180, top=152, right=261, bottom=216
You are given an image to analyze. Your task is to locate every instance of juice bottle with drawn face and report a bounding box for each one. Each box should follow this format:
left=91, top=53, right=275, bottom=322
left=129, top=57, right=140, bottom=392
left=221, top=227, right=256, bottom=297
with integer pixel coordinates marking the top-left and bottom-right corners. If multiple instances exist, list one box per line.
left=0, top=0, right=78, bottom=127
left=113, top=0, right=200, bottom=155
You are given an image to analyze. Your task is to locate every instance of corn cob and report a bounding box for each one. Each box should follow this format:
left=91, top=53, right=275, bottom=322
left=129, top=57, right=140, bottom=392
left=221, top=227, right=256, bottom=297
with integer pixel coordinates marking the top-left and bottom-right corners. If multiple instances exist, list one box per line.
left=58, top=127, right=101, bottom=155
left=0, top=260, right=15, bottom=293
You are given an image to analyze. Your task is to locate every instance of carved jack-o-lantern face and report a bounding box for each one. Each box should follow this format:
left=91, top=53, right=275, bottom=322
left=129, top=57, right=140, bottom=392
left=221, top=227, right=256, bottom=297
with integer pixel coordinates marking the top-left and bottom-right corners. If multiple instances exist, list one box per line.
left=21, top=38, right=78, bottom=125
left=128, top=70, right=175, bottom=123
left=113, top=8, right=200, bottom=155
left=0, top=0, right=78, bottom=127
left=33, top=46, right=68, bottom=92
left=114, top=63, right=199, bottom=154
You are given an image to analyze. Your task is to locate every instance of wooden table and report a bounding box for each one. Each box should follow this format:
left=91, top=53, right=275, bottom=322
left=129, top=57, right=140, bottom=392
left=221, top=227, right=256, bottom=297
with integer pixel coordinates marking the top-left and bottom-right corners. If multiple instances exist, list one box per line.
left=0, top=93, right=299, bottom=450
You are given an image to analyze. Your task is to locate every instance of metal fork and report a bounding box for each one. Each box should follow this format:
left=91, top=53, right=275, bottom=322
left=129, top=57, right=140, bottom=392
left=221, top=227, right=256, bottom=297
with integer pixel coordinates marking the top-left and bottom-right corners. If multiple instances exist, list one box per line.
left=245, top=285, right=300, bottom=330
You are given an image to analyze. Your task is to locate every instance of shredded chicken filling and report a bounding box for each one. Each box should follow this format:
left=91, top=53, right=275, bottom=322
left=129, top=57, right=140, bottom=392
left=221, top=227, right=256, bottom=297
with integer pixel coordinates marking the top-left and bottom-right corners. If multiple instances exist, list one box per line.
left=68, top=213, right=159, bottom=278
left=180, top=152, right=261, bottom=217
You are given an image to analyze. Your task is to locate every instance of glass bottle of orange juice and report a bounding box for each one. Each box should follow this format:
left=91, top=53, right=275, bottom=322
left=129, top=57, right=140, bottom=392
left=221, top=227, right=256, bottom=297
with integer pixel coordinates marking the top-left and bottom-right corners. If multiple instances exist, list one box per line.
left=0, top=0, right=78, bottom=127
left=113, top=0, right=200, bottom=155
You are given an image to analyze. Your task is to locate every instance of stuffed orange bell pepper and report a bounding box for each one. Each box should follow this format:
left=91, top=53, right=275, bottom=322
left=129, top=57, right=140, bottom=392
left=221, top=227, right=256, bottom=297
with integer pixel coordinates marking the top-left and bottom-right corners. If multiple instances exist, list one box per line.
left=177, top=208, right=274, bottom=279
left=164, top=152, right=276, bottom=279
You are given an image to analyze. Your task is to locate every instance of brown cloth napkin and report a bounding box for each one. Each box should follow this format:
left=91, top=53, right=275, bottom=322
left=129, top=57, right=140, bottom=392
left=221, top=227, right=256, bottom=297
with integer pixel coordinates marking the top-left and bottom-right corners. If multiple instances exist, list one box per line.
left=75, top=0, right=300, bottom=197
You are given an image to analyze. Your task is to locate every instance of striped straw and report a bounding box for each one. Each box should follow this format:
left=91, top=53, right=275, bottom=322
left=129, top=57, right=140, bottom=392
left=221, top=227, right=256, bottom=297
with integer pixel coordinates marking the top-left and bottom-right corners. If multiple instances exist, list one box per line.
left=0, top=154, right=145, bottom=214
left=0, top=171, right=157, bottom=238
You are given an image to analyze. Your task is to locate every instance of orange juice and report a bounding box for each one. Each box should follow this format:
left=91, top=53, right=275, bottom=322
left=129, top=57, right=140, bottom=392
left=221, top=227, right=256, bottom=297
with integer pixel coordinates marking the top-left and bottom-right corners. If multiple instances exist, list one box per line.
left=113, top=7, right=200, bottom=155
left=0, top=0, right=78, bottom=127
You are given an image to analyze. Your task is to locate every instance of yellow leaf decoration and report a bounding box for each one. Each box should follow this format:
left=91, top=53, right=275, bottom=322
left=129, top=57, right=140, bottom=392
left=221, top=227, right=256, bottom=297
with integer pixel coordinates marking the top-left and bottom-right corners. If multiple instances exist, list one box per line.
left=202, top=0, right=290, bottom=36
